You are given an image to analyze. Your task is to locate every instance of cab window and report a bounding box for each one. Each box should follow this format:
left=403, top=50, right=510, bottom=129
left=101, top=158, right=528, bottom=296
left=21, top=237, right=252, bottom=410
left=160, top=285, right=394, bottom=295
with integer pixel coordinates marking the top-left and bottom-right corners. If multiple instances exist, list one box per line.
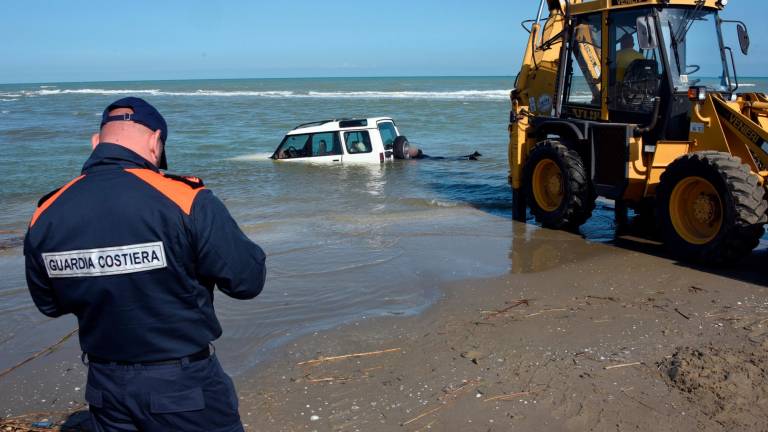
left=566, top=13, right=602, bottom=107
left=377, top=122, right=398, bottom=149
left=608, top=10, right=662, bottom=115
left=310, top=132, right=342, bottom=156
left=344, top=131, right=372, bottom=154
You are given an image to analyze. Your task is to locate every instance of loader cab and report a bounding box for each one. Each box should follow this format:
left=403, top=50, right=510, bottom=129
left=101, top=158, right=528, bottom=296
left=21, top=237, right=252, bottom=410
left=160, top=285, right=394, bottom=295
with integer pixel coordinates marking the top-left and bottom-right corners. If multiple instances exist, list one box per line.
left=562, top=5, right=737, bottom=142
left=563, top=8, right=664, bottom=126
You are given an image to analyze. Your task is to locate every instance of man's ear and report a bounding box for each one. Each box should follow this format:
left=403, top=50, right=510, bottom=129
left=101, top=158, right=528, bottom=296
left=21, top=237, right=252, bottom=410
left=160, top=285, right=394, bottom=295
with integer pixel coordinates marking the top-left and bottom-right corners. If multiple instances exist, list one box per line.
left=149, top=130, right=163, bottom=166
left=91, top=133, right=100, bottom=150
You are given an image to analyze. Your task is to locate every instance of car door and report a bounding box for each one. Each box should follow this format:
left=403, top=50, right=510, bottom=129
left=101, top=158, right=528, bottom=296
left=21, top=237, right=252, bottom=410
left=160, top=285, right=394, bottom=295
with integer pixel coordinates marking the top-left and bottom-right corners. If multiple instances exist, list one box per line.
left=341, top=130, right=378, bottom=163
left=377, top=120, right=399, bottom=160
left=306, top=132, right=344, bottom=163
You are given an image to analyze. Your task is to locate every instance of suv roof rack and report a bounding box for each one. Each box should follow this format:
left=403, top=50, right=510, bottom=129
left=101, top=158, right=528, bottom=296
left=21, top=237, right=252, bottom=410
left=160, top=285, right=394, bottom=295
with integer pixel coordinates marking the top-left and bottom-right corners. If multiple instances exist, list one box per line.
left=292, top=118, right=372, bottom=130
left=293, top=119, right=338, bottom=130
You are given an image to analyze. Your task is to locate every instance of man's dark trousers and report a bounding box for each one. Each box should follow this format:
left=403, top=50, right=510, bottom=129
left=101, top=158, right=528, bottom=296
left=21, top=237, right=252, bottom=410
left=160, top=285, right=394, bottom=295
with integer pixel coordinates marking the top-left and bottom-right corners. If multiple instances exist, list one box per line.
left=86, top=354, right=243, bottom=432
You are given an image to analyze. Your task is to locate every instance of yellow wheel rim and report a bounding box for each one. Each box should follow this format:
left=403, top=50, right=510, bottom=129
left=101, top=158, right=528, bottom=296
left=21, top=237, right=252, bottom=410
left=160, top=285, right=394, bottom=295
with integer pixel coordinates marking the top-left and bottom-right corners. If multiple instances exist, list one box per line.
left=532, top=159, right=564, bottom=212
left=669, top=176, right=723, bottom=245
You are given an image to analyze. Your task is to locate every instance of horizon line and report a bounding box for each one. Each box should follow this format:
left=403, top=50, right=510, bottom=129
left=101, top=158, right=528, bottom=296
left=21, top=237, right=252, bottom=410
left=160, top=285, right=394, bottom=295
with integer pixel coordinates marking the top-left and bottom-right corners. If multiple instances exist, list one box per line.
left=0, top=74, right=519, bottom=86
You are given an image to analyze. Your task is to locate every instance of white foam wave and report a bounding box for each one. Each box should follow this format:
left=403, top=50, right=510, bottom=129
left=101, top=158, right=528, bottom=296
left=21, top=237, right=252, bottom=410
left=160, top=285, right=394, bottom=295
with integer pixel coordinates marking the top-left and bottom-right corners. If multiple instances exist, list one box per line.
left=28, top=88, right=164, bottom=96
left=740, top=83, right=757, bottom=87
left=13, top=88, right=511, bottom=100
left=305, top=90, right=510, bottom=100
left=0, top=110, right=9, bottom=114
left=0, top=99, right=18, bottom=102
left=39, top=85, right=56, bottom=88
left=0, top=93, right=21, bottom=98
left=229, top=152, right=274, bottom=161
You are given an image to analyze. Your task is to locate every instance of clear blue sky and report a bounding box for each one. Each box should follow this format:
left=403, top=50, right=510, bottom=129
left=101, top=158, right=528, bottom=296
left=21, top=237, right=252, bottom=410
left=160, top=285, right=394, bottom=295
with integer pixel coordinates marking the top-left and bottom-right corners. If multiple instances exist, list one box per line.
left=0, top=0, right=765, bottom=83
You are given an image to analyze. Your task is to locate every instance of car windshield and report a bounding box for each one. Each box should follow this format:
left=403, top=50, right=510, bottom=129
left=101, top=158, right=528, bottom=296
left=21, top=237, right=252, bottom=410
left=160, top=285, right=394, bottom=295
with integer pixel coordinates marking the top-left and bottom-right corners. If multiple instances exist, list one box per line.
left=273, top=132, right=341, bottom=159
left=659, top=8, right=729, bottom=92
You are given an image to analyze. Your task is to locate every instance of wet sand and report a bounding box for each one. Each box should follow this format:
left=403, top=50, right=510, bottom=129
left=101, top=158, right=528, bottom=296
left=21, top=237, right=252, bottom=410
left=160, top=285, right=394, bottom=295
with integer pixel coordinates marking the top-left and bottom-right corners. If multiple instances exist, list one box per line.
left=3, top=223, right=768, bottom=431
left=236, top=227, right=768, bottom=432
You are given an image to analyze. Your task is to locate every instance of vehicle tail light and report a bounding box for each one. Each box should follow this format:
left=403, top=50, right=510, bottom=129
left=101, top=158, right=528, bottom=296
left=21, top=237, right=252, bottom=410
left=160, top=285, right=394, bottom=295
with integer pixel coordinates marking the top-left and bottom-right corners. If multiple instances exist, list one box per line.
left=688, top=87, right=707, bottom=102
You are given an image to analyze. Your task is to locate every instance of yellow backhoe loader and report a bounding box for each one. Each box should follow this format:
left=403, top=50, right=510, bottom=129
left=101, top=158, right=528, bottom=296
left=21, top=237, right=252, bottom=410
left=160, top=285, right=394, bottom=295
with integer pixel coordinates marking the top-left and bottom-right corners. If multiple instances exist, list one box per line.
left=509, top=0, right=768, bottom=263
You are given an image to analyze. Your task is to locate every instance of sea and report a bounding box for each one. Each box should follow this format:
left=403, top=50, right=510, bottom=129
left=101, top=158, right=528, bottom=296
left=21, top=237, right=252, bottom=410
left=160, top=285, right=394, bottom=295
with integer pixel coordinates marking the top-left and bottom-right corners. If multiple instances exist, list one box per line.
left=1, top=76, right=767, bottom=375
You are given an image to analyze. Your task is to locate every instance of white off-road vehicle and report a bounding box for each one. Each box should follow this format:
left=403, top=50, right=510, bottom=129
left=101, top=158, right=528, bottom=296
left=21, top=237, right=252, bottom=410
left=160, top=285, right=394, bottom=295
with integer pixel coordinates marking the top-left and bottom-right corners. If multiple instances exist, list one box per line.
left=271, top=117, right=415, bottom=163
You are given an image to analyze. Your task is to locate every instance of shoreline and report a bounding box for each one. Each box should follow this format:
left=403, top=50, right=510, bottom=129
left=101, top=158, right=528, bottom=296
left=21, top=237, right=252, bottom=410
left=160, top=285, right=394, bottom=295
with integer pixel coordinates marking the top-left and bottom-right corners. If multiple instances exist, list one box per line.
left=236, top=232, right=768, bottom=431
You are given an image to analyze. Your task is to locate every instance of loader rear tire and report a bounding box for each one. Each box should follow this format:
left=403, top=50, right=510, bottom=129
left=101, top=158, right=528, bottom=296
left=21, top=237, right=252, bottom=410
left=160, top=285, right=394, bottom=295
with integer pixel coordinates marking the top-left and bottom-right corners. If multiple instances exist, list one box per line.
left=657, top=151, right=767, bottom=264
left=523, top=140, right=595, bottom=230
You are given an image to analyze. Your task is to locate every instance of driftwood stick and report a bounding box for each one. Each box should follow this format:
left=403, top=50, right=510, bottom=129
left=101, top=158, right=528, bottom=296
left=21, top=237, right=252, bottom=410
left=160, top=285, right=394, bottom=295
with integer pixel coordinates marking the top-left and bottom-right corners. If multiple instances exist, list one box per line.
left=526, top=308, right=568, bottom=318
left=401, top=405, right=443, bottom=426
left=604, top=362, right=643, bottom=370
left=0, top=328, right=78, bottom=380
left=674, top=308, right=691, bottom=320
left=297, top=348, right=401, bottom=366
left=483, top=299, right=530, bottom=320
left=483, top=391, right=530, bottom=402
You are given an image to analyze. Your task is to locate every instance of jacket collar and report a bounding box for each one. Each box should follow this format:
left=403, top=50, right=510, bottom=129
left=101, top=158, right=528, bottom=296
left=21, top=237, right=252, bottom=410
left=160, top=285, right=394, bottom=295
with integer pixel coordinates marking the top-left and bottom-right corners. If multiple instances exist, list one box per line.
left=82, top=143, right=159, bottom=173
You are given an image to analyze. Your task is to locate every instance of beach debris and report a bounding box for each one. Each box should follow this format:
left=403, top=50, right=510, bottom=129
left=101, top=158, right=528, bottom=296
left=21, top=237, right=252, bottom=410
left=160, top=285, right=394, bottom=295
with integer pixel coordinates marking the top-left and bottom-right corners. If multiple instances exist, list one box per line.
left=604, top=362, right=643, bottom=370
left=402, top=380, right=480, bottom=426
left=297, top=347, right=401, bottom=366
left=439, top=380, right=479, bottom=401
left=674, top=308, right=691, bottom=320
left=0, top=329, right=78, bottom=380
left=483, top=391, right=531, bottom=402
left=482, top=299, right=529, bottom=320
left=460, top=350, right=484, bottom=364
left=525, top=308, right=568, bottom=318
left=401, top=405, right=443, bottom=426
left=302, top=367, right=379, bottom=384
left=585, top=295, right=618, bottom=302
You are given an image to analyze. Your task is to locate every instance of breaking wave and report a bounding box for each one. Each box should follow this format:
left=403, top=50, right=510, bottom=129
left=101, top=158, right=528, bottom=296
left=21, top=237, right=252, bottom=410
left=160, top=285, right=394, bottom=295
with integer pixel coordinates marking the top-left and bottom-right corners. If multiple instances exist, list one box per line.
left=229, top=152, right=274, bottom=161
left=11, top=88, right=511, bottom=100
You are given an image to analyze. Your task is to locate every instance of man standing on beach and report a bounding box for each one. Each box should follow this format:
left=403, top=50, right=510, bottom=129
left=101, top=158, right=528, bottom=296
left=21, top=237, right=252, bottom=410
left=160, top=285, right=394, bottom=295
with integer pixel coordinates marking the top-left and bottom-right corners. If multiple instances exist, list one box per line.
left=23, top=97, right=266, bottom=432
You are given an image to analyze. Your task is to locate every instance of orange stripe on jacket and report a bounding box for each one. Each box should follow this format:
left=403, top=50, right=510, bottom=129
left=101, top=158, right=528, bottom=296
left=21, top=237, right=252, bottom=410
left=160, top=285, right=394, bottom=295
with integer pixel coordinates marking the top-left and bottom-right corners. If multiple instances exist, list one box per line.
left=29, top=175, right=86, bottom=227
left=125, top=169, right=204, bottom=215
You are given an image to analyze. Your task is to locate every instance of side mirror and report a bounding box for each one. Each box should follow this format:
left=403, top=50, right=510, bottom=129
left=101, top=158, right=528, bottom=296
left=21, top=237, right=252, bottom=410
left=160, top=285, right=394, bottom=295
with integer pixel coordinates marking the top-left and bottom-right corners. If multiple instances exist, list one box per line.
left=636, top=15, right=658, bottom=50
left=737, top=23, right=750, bottom=55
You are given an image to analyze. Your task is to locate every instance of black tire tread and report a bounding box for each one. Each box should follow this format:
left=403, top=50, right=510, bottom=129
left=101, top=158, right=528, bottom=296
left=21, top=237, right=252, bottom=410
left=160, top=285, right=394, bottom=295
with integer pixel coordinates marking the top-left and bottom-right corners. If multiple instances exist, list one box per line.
left=657, top=151, right=767, bottom=263
left=524, top=140, right=595, bottom=230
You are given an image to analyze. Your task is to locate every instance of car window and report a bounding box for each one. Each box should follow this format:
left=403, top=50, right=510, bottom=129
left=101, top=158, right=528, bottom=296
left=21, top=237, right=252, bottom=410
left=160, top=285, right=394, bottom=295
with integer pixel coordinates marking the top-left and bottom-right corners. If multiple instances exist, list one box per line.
left=310, top=132, right=342, bottom=156
left=377, top=122, right=398, bottom=149
left=275, top=134, right=310, bottom=159
left=344, top=131, right=372, bottom=154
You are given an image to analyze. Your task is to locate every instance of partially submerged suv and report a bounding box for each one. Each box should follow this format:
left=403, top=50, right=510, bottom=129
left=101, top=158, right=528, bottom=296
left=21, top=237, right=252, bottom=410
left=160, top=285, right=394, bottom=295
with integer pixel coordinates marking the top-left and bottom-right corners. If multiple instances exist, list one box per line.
left=271, top=117, right=413, bottom=163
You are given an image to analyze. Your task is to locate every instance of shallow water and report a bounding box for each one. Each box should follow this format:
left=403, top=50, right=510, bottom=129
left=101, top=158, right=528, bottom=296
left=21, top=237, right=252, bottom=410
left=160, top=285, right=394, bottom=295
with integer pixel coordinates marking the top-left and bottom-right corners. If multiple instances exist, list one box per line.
left=1, top=76, right=767, bottom=374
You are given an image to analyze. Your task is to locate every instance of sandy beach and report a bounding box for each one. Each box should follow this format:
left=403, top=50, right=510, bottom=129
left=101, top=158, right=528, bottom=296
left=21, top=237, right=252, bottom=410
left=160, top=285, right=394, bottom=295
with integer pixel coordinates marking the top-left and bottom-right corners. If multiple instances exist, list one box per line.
left=235, top=228, right=768, bottom=431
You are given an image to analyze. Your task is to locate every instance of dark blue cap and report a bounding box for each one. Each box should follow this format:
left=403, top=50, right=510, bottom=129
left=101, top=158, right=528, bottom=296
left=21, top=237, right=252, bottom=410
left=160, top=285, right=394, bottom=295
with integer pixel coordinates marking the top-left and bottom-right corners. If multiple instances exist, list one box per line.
left=101, top=97, right=168, bottom=169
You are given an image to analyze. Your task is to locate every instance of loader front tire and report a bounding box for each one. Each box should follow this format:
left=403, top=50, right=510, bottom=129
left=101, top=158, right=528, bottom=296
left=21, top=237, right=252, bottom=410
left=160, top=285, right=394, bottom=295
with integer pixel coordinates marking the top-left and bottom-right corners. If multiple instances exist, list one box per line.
left=523, top=140, right=595, bottom=230
left=657, top=151, right=767, bottom=264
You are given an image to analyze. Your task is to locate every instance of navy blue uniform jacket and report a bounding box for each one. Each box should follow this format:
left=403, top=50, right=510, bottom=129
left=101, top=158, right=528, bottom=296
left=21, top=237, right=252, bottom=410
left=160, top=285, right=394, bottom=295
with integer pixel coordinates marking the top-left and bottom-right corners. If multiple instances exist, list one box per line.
left=24, top=143, right=266, bottom=362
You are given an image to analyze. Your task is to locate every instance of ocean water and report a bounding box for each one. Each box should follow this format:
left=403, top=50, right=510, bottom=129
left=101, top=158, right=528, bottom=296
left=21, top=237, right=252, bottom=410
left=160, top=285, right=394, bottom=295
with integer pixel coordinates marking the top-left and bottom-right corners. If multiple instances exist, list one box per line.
left=1, top=76, right=767, bottom=375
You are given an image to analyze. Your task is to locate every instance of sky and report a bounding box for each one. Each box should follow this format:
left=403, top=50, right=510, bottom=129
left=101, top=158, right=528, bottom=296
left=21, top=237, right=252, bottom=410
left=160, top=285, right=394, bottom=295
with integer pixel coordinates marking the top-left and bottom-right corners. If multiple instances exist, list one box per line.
left=0, top=0, right=765, bottom=84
